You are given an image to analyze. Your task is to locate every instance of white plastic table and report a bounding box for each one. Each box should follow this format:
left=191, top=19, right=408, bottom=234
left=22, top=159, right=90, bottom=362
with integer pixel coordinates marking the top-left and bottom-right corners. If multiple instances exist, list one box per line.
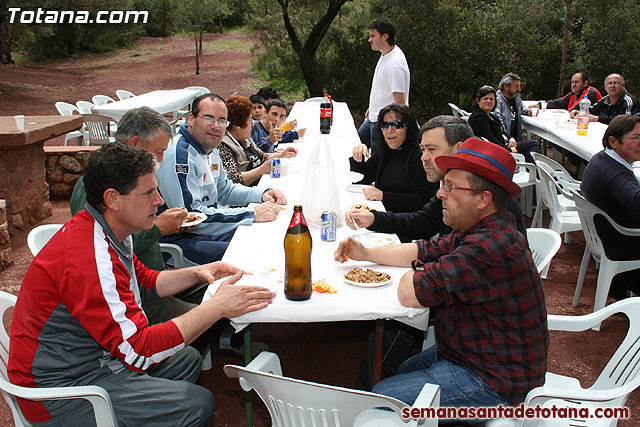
left=92, top=88, right=200, bottom=121
left=210, top=101, right=429, bottom=333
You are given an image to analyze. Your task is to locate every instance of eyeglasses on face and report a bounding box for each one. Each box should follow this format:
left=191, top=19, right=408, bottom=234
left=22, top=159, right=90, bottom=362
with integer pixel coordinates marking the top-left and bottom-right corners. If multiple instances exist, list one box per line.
left=440, top=181, right=482, bottom=192
left=380, top=120, right=407, bottom=130
left=622, top=134, right=640, bottom=142
left=196, top=115, right=229, bottom=127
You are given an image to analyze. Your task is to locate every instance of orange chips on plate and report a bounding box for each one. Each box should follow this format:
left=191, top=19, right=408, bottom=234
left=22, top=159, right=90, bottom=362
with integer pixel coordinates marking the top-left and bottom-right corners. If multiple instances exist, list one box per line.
left=312, top=279, right=337, bottom=293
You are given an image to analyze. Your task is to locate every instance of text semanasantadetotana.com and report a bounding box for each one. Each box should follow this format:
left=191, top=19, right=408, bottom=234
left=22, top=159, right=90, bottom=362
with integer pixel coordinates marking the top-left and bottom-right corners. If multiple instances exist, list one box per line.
left=8, top=7, right=148, bottom=25
left=402, top=404, right=629, bottom=420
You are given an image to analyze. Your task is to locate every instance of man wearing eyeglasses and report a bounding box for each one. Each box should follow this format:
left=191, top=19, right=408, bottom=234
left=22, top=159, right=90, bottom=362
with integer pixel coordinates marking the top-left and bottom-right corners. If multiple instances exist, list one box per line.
left=581, top=114, right=640, bottom=299
left=570, top=73, right=640, bottom=124
left=156, top=93, right=286, bottom=265
left=336, top=138, right=548, bottom=417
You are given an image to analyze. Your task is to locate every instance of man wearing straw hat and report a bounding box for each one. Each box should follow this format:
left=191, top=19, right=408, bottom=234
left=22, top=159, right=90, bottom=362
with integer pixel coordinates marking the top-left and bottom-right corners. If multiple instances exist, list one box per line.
left=336, top=138, right=548, bottom=412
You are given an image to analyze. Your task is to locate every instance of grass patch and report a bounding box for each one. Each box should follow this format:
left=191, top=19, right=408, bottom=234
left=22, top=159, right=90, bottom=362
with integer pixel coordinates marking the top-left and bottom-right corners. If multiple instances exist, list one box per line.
left=203, top=38, right=251, bottom=54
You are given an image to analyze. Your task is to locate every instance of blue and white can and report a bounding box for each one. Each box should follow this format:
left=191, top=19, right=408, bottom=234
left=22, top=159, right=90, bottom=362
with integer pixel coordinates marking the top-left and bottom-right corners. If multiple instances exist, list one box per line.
left=320, top=211, right=337, bottom=241
left=270, top=158, right=281, bottom=178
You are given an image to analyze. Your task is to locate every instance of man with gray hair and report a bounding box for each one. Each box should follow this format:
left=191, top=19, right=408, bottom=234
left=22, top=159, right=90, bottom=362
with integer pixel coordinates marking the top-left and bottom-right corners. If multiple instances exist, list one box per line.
left=570, top=73, right=640, bottom=124
left=494, top=72, right=541, bottom=163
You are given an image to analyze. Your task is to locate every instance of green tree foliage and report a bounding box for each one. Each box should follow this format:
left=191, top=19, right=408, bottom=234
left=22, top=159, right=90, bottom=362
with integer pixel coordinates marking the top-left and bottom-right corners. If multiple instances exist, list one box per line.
left=253, top=0, right=640, bottom=124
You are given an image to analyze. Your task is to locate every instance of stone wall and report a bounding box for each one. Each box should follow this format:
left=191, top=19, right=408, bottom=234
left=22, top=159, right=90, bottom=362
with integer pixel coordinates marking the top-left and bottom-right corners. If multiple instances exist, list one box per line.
left=0, top=200, right=12, bottom=270
left=44, top=146, right=99, bottom=199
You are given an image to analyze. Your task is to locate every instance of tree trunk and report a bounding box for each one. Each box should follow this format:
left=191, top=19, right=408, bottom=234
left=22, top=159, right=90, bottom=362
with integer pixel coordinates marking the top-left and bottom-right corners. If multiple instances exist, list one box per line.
left=557, top=0, right=572, bottom=97
left=218, top=16, right=223, bottom=33
left=0, top=9, right=14, bottom=65
left=194, top=32, right=200, bottom=75
left=276, top=0, right=350, bottom=97
left=199, top=31, right=203, bottom=55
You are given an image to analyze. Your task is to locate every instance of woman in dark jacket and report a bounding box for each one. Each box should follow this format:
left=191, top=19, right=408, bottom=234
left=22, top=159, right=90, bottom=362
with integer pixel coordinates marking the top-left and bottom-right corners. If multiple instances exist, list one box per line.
left=468, top=85, right=517, bottom=153
left=349, top=103, right=438, bottom=214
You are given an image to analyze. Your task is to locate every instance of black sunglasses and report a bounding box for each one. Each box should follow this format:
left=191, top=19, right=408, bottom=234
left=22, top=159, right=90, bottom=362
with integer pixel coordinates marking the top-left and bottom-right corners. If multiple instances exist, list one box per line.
left=380, top=120, right=407, bottom=130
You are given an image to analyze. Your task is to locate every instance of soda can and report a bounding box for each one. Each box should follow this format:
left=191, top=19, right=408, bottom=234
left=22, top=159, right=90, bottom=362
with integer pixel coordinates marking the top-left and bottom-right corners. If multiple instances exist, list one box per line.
left=320, top=211, right=337, bottom=241
left=270, top=158, right=281, bottom=178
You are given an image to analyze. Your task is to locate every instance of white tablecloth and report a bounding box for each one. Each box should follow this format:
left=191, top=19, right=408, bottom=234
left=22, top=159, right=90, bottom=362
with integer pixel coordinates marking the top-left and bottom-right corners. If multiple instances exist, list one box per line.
left=92, top=89, right=200, bottom=121
left=205, top=101, right=430, bottom=332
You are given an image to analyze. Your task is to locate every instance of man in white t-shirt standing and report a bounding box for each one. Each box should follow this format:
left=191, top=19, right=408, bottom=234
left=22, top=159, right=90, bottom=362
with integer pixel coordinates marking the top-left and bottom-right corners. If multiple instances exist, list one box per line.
left=358, top=18, right=410, bottom=152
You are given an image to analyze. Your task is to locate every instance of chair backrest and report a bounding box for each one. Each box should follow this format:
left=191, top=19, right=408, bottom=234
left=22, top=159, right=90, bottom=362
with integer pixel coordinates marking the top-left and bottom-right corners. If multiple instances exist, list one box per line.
left=537, top=166, right=569, bottom=216
left=27, top=224, right=63, bottom=256
left=224, top=364, right=412, bottom=426
left=304, top=97, right=326, bottom=103
left=511, top=152, right=525, bottom=162
left=55, top=102, right=80, bottom=116
left=572, top=191, right=606, bottom=261
left=82, top=114, right=115, bottom=145
left=115, top=90, right=135, bottom=100
left=0, top=291, right=26, bottom=426
left=531, top=152, right=580, bottom=192
left=76, top=101, right=96, bottom=114
left=92, top=95, right=116, bottom=106
left=526, top=228, right=562, bottom=274
left=185, top=86, right=210, bottom=96
left=448, top=103, right=470, bottom=118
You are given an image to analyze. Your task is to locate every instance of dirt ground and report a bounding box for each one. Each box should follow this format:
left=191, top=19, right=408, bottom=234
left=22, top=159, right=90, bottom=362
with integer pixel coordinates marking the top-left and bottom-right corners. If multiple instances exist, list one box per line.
left=1, top=33, right=639, bottom=426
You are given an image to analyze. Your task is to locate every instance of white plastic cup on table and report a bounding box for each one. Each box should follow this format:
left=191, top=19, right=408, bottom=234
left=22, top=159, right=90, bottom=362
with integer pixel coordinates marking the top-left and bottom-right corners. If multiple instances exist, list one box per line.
left=280, top=158, right=288, bottom=176
left=553, top=112, right=561, bottom=125
left=530, top=108, right=538, bottom=117
left=14, top=115, right=25, bottom=131
left=540, top=101, right=547, bottom=111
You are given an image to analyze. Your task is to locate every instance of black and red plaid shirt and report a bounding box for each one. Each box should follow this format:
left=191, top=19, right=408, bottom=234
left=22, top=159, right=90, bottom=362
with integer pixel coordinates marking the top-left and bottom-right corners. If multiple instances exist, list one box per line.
left=412, top=209, right=548, bottom=404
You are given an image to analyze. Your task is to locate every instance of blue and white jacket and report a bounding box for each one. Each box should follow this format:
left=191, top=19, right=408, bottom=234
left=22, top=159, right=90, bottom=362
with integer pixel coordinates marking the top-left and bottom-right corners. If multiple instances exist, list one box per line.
left=156, top=125, right=267, bottom=238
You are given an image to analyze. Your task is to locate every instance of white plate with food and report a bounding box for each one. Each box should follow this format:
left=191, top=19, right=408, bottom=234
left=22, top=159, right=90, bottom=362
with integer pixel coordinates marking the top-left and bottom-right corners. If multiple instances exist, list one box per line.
left=181, top=212, right=206, bottom=227
left=354, top=232, right=400, bottom=248
left=261, top=265, right=284, bottom=282
left=346, top=184, right=368, bottom=193
left=343, top=267, right=392, bottom=288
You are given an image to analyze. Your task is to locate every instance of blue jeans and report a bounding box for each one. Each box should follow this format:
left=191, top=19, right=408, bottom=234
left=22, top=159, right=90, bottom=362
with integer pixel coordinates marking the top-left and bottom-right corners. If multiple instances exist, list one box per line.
left=372, top=346, right=508, bottom=413
left=358, top=118, right=378, bottom=152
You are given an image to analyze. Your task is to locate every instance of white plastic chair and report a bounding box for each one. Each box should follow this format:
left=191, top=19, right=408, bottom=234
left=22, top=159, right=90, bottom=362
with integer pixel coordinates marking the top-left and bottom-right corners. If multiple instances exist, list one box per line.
left=0, top=291, right=117, bottom=427
left=512, top=158, right=536, bottom=217
left=92, top=95, right=116, bottom=106
left=27, top=224, right=63, bottom=256
left=537, top=166, right=581, bottom=244
left=185, top=86, right=210, bottom=96
left=76, top=100, right=95, bottom=114
left=82, top=114, right=117, bottom=146
left=448, top=103, right=470, bottom=119
left=486, top=298, right=640, bottom=426
left=115, top=90, right=135, bottom=100
left=54, top=102, right=85, bottom=146
left=224, top=351, right=440, bottom=426
left=526, top=228, right=562, bottom=279
left=572, top=192, right=640, bottom=329
left=530, top=153, right=580, bottom=228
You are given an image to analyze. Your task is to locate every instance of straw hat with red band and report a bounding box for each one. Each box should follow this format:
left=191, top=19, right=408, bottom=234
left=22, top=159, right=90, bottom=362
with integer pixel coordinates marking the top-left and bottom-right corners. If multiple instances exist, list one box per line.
left=434, top=137, right=522, bottom=197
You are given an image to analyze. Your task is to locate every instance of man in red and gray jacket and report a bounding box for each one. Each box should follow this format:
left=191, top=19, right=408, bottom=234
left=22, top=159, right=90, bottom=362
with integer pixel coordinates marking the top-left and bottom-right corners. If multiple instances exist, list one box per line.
left=541, top=71, right=602, bottom=111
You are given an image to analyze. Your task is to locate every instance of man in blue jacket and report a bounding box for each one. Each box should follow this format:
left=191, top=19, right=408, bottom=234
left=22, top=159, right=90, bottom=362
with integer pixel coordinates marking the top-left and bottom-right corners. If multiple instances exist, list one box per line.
left=156, top=93, right=286, bottom=264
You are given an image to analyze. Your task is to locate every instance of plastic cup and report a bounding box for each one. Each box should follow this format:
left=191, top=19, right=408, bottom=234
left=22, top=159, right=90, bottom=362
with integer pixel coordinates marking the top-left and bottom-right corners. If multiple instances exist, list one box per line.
left=530, top=108, right=538, bottom=117
left=14, top=115, right=24, bottom=131
left=280, top=158, right=288, bottom=176
left=553, top=113, right=561, bottom=125
left=540, top=101, right=547, bottom=111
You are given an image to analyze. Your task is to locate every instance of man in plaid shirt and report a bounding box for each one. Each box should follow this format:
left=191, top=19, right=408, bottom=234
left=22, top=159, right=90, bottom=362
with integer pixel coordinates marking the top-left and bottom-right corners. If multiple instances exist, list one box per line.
left=336, top=138, right=548, bottom=414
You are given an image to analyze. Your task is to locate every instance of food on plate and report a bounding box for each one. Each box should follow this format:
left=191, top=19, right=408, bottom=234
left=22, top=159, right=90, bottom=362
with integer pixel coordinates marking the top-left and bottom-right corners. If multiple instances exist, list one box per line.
left=334, top=249, right=348, bottom=263
left=350, top=203, right=370, bottom=211
left=344, top=267, right=390, bottom=283
left=312, top=279, right=337, bottom=293
left=184, top=212, right=201, bottom=223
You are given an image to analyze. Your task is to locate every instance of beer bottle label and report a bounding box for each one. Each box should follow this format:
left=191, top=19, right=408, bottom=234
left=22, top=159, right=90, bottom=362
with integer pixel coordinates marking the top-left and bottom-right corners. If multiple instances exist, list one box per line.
left=288, top=211, right=308, bottom=228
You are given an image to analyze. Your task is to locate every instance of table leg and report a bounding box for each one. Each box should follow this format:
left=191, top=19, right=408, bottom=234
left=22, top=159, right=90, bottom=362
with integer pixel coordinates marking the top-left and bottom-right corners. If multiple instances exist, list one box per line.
left=244, top=327, right=252, bottom=427
left=373, top=319, right=384, bottom=385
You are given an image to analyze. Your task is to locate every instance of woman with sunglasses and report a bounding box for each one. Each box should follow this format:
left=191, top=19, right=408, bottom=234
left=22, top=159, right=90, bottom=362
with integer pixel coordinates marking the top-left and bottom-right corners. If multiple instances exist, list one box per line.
left=220, top=95, right=297, bottom=186
left=349, top=103, right=438, bottom=217
left=468, top=85, right=541, bottom=163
